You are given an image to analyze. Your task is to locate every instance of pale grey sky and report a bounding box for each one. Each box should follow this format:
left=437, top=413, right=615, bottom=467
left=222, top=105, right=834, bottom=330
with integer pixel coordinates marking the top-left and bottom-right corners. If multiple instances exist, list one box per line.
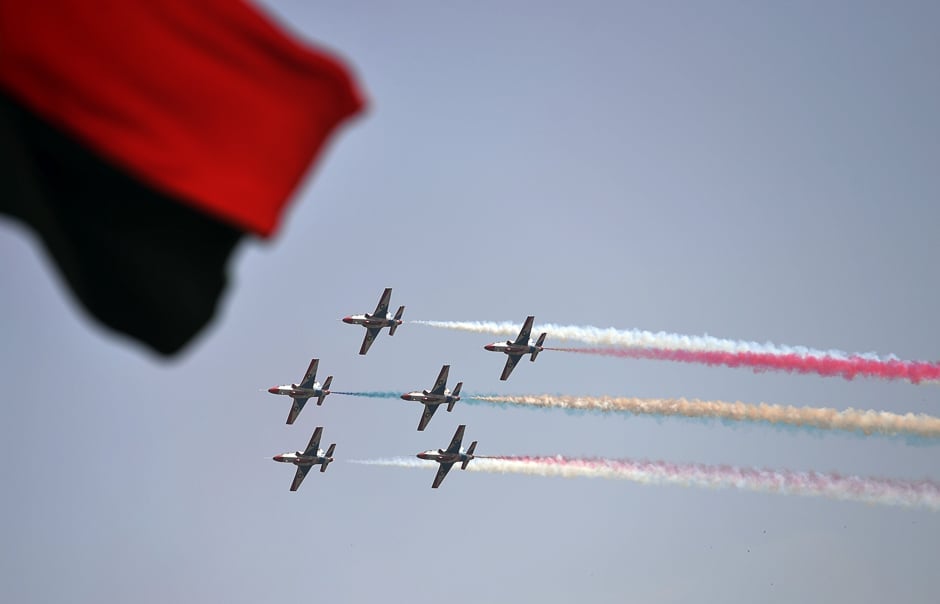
left=2, top=1, right=938, bottom=602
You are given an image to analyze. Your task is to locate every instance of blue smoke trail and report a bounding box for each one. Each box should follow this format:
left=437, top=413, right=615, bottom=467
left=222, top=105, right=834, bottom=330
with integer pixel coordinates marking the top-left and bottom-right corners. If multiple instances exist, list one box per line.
left=331, top=391, right=401, bottom=399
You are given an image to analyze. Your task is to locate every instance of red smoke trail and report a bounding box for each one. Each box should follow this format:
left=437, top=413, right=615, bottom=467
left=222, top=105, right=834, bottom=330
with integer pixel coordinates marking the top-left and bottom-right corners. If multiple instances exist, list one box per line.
left=547, top=347, right=940, bottom=384
left=478, top=456, right=940, bottom=509
left=351, top=456, right=940, bottom=509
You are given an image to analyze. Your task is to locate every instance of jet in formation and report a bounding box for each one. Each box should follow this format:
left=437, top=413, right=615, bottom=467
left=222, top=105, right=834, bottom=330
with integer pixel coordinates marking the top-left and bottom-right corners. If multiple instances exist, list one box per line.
left=400, top=364, right=463, bottom=431
left=343, top=287, right=405, bottom=355
left=484, top=315, right=547, bottom=380
left=273, top=427, right=336, bottom=491
left=267, top=358, right=333, bottom=424
left=416, top=424, right=477, bottom=488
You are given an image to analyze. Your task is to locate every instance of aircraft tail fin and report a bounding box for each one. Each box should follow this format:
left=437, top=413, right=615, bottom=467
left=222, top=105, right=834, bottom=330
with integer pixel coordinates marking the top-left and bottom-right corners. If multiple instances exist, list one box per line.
left=389, top=306, right=405, bottom=335
left=531, top=332, right=547, bottom=361
left=448, top=382, right=463, bottom=411
left=317, top=376, right=333, bottom=405
left=462, top=441, right=477, bottom=469
left=321, top=443, right=336, bottom=472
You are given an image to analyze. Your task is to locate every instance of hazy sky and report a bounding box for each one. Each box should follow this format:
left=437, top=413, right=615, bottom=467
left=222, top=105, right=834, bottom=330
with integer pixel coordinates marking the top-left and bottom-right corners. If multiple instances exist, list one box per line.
left=2, top=1, right=938, bottom=602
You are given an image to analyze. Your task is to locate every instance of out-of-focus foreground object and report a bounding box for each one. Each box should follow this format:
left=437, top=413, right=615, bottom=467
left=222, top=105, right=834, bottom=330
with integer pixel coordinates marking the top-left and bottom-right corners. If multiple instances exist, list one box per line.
left=0, top=0, right=364, bottom=355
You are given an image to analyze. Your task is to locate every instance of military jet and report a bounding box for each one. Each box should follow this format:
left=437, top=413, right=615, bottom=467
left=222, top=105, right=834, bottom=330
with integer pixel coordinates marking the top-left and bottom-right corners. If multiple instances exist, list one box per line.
left=267, top=358, right=333, bottom=424
left=342, top=287, right=405, bottom=355
left=483, top=315, right=547, bottom=380
left=273, top=427, right=336, bottom=491
left=416, top=424, right=477, bottom=488
left=401, top=364, right=463, bottom=431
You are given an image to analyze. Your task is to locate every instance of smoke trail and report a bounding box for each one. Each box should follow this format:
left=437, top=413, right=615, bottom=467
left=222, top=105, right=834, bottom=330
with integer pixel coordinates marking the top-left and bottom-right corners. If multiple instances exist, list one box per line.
left=412, top=320, right=940, bottom=384
left=467, top=394, right=940, bottom=439
left=331, top=391, right=401, bottom=399
left=351, top=456, right=940, bottom=510
left=413, top=319, right=870, bottom=356
left=551, top=347, right=940, bottom=384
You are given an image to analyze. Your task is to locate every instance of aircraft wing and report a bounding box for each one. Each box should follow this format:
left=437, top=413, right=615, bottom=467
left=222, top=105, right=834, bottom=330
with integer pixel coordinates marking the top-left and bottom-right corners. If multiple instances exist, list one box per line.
left=359, top=327, right=381, bottom=355
left=373, top=287, right=392, bottom=317
left=286, top=397, right=310, bottom=425
left=303, top=427, right=323, bottom=456
left=514, top=315, right=534, bottom=345
left=299, top=358, right=319, bottom=390
left=290, top=465, right=312, bottom=491
left=445, top=424, right=466, bottom=454
left=430, top=365, right=449, bottom=395
left=500, top=354, right=523, bottom=381
left=417, top=403, right=440, bottom=431
left=431, top=462, right=455, bottom=488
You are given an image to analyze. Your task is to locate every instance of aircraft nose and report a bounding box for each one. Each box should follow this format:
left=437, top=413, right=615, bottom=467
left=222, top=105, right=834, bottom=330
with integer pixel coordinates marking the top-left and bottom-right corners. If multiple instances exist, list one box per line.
left=272, top=455, right=282, bottom=462
left=484, top=344, right=495, bottom=351
left=400, top=394, right=410, bottom=400
left=342, top=316, right=353, bottom=324
left=267, top=387, right=278, bottom=394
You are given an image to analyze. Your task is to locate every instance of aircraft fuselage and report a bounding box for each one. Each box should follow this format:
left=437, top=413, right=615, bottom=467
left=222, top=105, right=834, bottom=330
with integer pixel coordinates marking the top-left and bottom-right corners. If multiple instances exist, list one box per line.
left=484, top=340, right=540, bottom=355
left=342, top=314, right=400, bottom=328
left=273, top=450, right=330, bottom=466
left=268, top=383, right=326, bottom=398
left=401, top=390, right=458, bottom=405
left=417, top=449, right=472, bottom=465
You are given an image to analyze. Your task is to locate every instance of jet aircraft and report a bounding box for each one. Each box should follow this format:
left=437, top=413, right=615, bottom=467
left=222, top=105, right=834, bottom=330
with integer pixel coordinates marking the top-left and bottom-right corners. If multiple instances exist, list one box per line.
left=416, top=424, right=477, bottom=488
left=267, top=358, right=333, bottom=424
left=342, top=287, right=405, bottom=355
left=401, top=364, right=463, bottom=431
left=273, top=426, right=336, bottom=491
left=483, top=315, right=547, bottom=380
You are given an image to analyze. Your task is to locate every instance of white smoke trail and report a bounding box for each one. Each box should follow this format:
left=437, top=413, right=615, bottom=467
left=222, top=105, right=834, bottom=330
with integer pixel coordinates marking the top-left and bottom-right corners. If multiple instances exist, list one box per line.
left=411, top=320, right=886, bottom=361
left=469, top=395, right=940, bottom=439
left=413, top=320, right=940, bottom=383
left=351, top=456, right=940, bottom=510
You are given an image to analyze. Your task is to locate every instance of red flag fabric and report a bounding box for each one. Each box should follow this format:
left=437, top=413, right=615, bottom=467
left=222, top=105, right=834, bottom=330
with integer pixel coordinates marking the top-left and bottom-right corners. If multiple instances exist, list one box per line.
left=0, top=0, right=364, bottom=236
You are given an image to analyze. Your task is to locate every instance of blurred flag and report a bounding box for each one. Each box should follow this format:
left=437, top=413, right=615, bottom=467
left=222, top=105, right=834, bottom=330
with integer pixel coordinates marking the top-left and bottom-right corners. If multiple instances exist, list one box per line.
left=0, top=0, right=364, bottom=354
